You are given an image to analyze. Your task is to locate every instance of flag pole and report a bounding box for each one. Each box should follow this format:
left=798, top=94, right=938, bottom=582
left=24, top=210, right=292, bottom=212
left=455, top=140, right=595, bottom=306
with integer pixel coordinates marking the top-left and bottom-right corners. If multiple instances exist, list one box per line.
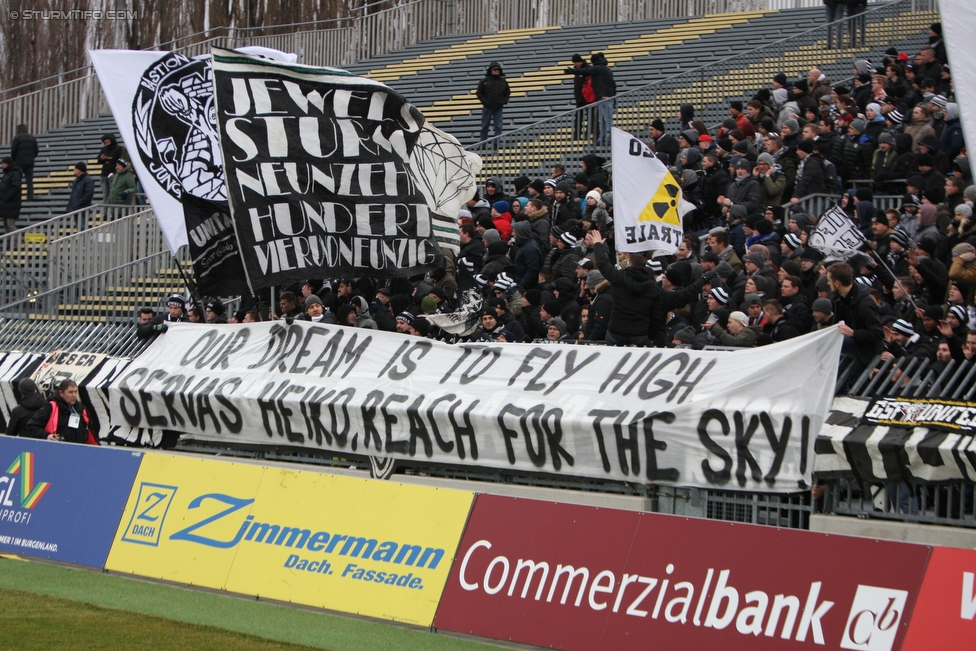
left=867, top=248, right=920, bottom=314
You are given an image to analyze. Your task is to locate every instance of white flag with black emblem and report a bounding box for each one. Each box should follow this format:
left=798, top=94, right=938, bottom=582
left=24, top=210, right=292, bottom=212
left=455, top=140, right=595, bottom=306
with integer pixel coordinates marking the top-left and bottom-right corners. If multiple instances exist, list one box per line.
left=611, top=127, right=695, bottom=254
left=808, top=206, right=867, bottom=260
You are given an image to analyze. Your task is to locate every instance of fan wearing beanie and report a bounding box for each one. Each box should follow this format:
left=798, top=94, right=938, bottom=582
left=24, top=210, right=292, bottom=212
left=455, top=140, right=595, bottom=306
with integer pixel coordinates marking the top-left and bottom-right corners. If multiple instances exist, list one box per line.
left=708, top=310, right=759, bottom=347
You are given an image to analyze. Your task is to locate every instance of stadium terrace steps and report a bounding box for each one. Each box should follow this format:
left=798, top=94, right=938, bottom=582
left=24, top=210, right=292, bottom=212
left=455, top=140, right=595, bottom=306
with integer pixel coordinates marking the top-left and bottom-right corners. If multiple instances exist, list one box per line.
left=0, top=113, right=123, bottom=228
left=365, top=26, right=556, bottom=82
left=475, top=9, right=937, bottom=181
left=0, top=5, right=936, bottom=229
left=429, top=8, right=826, bottom=141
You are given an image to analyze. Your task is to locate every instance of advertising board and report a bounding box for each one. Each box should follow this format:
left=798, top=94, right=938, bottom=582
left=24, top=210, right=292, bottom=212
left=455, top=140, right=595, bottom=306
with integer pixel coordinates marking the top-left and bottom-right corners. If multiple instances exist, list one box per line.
left=107, top=452, right=474, bottom=625
left=0, top=437, right=143, bottom=567
left=435, top=495, right=931, bottom=651
left=900, top=546, right=976, bottom=651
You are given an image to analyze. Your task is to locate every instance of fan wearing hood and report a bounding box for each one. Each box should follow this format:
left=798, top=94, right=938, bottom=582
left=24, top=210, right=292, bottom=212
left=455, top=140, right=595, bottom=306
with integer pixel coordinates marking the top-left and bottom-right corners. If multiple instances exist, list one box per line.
left=483, top=176, right=508, bottom=207
left=98, top=133, right=124, bottom=201
left=940, top=103, right=964, bottom=160
left=580, top=154, right=609, bottom=191
left=476, top=62, right=510, bottom=142
left=6, top=378, right=46, bottom=437
left=511, top=220, right=542, bottom=289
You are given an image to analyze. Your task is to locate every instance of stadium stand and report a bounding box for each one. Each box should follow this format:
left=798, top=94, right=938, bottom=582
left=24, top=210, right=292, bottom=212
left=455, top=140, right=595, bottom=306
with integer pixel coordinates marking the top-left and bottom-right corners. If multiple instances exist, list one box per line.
left=0, top=115, right=122, bottom=225
left=2, top=0, right=974, bottom=543
left=0, top=1, right=946, bottom=325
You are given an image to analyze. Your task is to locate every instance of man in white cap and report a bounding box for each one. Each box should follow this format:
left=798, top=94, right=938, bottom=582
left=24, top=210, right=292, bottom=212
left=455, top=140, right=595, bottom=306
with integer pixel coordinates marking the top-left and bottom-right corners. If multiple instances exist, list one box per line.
left=708, top=310, right=759, bottom=347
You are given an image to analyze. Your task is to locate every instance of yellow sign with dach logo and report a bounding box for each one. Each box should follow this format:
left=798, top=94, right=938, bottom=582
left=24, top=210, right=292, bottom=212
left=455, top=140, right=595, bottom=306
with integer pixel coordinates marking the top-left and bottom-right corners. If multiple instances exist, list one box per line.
left=107, top=452, right=474, bottom=625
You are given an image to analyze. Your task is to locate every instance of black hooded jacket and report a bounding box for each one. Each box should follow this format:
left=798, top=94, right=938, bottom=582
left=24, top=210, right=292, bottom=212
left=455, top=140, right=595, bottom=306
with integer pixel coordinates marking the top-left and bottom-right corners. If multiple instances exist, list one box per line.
left=832, top=282, right=884, bottom=368
left=476, top=62, right=511, bottom=110
left=98, top=134, right=123, bottom=176
left=581, top=155, right=609, bottom=191
left=0, top=163, right=22, bottom=219
left=10, top=126, right=38, bottom=168
left=574, top=53, right=616, bottom=100
left=593, top=242, right=660, bottom=336
left=6, top=390, right=46, bottom=436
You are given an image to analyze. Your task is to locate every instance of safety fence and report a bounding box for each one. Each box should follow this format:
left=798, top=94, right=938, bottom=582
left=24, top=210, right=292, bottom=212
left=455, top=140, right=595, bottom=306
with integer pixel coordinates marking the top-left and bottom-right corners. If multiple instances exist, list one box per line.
left=469, top=0, right=937, bottom=180
left=0, top=205, right=146, bottom=306
left=0, top=250, right=190, bottom=324
left=818, top=354, right=976, bottom=529
left=788, top=192, right=905, bottom=217
left=0, top=319, right=151, bottom=358
left=47, top=210, right=167, bottom=289
left=0, top=0, right=898, bottom=139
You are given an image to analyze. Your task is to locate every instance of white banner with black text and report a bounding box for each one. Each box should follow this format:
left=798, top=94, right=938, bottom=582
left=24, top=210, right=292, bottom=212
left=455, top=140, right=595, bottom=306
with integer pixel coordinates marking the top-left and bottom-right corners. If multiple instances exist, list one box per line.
left=104, top=323, right=843, bottom=492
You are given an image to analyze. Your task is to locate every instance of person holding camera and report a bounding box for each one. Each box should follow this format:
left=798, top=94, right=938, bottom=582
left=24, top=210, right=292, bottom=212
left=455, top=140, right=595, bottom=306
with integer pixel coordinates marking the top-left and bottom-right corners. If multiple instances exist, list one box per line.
left=24, top=379, right=98, bottom=444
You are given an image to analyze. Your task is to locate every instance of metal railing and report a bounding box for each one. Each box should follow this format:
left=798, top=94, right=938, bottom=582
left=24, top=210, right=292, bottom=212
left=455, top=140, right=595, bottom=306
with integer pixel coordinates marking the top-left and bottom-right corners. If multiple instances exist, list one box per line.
left=0, top=319, right=151, bottom=357
left=468, top=0, right=937, bottom=180
left=0, top=204, right=146, bottom=306
left=823, top=480, right=975, bottom=527
left=47, top=209, right=165, bottom=289
left=3, top=0, right=857, bottom=139
left=0, top=250, right=191, bottom=324
left=786, top=192, right=905, bottom=217
left=816, top=354, right=976, bottom=528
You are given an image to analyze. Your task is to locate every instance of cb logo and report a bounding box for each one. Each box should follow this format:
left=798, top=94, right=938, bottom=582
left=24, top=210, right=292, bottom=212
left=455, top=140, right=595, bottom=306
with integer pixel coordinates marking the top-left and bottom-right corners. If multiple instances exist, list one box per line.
left=840, top=585, right=908, bottom=651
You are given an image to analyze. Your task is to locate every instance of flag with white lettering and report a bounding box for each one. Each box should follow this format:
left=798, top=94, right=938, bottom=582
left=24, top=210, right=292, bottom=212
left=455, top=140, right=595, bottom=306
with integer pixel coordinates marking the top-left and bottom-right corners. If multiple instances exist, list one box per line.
left=210, top=48, right=478, bottom=289
left=808, top=206, right=868, bottom=261
left=90, top=47, right=298, bottom=295
left=181, top=195, right=250, bottom=297
left=610, top=127, right=695, bottom=254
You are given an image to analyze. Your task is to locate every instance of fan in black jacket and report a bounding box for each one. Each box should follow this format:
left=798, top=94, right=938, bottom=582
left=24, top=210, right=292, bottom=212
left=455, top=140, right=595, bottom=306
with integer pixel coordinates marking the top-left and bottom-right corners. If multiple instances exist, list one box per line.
left=588, top=230, right=660, bottom=346
left=5, top=379, right=46, bottom=436
left=649, top=119, right=681, bottom=166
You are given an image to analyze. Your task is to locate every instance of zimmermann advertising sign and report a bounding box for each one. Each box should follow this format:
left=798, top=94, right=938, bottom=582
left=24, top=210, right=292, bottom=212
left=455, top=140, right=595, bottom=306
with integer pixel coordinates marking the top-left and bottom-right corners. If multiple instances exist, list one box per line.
left=106, top=452, right=473, bottom=625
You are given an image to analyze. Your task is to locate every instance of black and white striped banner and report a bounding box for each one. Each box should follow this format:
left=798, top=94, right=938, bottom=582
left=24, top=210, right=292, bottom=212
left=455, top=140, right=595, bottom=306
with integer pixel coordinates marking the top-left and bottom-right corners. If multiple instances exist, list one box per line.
left=814, top=396, right=976, bottom=483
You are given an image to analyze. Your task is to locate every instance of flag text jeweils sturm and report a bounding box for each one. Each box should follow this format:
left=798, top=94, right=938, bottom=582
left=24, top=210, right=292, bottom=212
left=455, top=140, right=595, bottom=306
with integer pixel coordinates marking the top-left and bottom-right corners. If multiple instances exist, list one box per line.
left=105, top=323, right=842, bottom=492
left=211, top=50, right=445, bottom=288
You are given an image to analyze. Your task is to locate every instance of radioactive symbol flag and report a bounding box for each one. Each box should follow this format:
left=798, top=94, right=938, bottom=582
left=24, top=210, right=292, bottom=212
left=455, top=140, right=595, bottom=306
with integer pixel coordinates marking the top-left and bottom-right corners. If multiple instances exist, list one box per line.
left=611, top=127, right=695, bottom=254
left=638, top=173, right=683, bottom=226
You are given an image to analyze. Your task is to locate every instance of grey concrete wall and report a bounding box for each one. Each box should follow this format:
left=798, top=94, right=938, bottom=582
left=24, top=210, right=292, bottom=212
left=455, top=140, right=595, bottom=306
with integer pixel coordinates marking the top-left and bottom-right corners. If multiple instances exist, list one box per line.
left=810, top=514, right=976, bottom=550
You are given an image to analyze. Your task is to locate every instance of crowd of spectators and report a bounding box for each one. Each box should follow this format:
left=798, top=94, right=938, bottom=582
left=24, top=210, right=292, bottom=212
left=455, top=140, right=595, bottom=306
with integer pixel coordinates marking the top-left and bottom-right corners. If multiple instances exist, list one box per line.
left=127, top=28, right=974, bottom=388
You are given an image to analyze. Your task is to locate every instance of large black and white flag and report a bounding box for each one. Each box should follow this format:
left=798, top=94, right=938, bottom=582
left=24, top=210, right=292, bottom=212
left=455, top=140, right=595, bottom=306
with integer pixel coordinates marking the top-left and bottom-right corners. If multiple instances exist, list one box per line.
left=210, top=48, right=479, bottom=289
left=90, top=47, right=297, bottom=296
left=808, top=206, right=867, bottom=261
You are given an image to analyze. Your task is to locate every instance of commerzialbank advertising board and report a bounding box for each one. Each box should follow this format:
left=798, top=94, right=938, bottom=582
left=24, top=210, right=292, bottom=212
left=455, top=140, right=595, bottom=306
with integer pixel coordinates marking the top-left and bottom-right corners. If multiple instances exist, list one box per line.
left=106, top=452, right=473, bottom=625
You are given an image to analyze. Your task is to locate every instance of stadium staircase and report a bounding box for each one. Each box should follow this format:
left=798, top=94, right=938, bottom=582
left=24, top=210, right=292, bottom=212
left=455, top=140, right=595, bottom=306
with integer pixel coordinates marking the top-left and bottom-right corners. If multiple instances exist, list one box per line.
left=0, top=0, right=939, bottom=325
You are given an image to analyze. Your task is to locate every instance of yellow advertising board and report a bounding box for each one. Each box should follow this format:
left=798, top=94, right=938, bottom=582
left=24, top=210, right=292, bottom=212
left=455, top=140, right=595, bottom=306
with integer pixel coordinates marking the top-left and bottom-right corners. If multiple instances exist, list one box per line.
left=107, top=452, right=474, bottom=626
left=106, top=453, right=265, bottom=589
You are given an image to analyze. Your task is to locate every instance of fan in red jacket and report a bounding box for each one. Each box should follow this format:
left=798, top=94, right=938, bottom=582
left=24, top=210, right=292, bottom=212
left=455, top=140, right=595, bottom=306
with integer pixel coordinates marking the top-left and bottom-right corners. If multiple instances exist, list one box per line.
left=490, top=200, right=513, bottom=240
